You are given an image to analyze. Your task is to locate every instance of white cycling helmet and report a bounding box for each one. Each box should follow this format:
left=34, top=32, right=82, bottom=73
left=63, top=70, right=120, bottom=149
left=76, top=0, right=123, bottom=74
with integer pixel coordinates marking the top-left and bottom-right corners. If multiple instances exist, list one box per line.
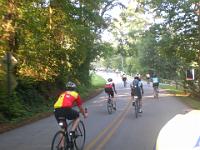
left=66, top=81, right=76, bottom=90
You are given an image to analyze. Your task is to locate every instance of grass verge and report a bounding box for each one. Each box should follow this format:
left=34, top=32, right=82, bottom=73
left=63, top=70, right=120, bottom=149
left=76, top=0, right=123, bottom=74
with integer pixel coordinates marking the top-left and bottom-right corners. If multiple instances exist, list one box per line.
left=160, top=84, right=200, bottom=110
left=77, top=74, right=106, bottom=100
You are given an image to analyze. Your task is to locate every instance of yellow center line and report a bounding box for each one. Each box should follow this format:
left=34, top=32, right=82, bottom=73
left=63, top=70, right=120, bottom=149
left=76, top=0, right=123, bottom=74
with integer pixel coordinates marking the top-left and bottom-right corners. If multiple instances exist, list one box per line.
left=85, top=98, right=132, bottom=150
left=96, top=101, right=132, bottom=150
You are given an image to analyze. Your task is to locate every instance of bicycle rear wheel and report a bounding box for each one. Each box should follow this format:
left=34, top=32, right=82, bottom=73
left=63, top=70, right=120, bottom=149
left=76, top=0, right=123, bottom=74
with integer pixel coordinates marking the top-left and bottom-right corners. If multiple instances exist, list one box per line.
left=107, top=99, right=113, bottom=114
left=74, top=120, right=86, bottom=150
left=51, top=131, right=66, bottom=150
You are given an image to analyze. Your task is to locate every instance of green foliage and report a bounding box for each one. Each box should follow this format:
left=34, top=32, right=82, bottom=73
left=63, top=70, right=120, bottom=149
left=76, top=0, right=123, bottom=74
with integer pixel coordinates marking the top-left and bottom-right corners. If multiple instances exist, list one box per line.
left=0, top=0, right=121, bottom=123
left=90, top=73, right=106, bottom=88
left=139, top=0, right=200, bottom=97
left=77, top=73, right=106, bottom=99
left=0, top=91, right=26, bottom=123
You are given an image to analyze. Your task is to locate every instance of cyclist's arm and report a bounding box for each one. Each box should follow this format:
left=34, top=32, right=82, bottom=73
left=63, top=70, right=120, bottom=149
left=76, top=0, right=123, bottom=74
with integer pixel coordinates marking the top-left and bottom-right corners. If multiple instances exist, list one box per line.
left=76, top=95, right=87, bottom=118
left=138, top=81, right=144, bottom=94
left=112, top=83, right=117, bottom=94
left=141, top=83, right=144, bottom=94
left=79, top=105, right=88, bottom=118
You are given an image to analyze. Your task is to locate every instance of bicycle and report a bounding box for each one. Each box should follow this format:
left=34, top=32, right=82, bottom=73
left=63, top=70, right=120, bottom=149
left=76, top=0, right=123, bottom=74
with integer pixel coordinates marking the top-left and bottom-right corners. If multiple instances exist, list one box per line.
left=132, top=96, right=140, bottom=118
left=153, top=86, right=159, bottom=99
left=51, top=116, right=86, bottom=150
left=107, top=94, right=116, bottom=114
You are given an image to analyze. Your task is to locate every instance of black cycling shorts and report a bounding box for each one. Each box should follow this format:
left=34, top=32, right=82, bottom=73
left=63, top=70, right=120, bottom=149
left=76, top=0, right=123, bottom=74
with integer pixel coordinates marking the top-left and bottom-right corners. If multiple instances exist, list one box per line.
left=54, top=107, right=79, bottom=122
left=153, top=83, right=159, bottom=87
left=105, top=90, right=114, bottom=98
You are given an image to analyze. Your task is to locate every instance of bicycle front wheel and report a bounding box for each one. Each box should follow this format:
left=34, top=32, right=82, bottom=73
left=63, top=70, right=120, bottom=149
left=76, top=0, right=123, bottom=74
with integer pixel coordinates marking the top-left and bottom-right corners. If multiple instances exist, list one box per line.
left=51, top=131, right=66, bottom=150
left=74, top=120, right=86, bottom=150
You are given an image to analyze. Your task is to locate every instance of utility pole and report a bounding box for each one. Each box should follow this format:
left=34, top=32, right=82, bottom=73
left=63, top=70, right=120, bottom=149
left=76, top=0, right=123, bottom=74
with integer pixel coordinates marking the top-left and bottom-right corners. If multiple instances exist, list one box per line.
left=6, top=52, right=12, bottom=96
left=4, top=0, right=16, bottom=97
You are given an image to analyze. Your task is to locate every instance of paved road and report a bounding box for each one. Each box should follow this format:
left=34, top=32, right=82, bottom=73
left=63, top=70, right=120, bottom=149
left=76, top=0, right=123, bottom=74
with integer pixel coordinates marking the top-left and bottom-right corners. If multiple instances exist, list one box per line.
left=0, top=71, right=190, bottom=150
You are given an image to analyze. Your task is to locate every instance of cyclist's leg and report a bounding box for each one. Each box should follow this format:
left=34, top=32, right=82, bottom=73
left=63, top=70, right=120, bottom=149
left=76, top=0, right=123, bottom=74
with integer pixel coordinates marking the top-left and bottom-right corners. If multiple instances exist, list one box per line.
left=138, top=96, right=142, bottom=113
left=147, top=78, right=149, bottom=84
left=153, top=86, right=156, bottom=97
left=111, top=91, right=114, bottom=98
left=66, top=108, right=80, bottom=133
left=156, top=86, right=159, bottom=97
left=106, top=92, right=111, bottom=102
left=111, top=91, right=116, bottom=110
left=153, top=85, right=158, bottom=98
left=131, top=89, right=136, bottom=106
left=108, top=92, right=112, bottom=99
left=107, top=92, right=113, bottom=114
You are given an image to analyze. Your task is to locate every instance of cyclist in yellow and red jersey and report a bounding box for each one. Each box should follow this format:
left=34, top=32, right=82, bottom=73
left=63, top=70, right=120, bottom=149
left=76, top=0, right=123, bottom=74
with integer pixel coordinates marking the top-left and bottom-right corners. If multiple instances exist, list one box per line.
left=54, top=81, right=87, bottom=136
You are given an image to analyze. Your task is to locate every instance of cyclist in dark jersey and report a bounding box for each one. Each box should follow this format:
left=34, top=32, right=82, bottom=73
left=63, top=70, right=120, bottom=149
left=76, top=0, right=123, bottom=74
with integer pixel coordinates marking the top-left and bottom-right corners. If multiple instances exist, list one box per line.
left=104, top=78, right=117, bottom=110
left=131, top=75, right=143, bottom=113
left=104, top=78, right=117, bottom=98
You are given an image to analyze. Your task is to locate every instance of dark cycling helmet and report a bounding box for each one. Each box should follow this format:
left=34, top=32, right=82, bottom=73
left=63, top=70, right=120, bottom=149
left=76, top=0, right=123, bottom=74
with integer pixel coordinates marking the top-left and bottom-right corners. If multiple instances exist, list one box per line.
left=134, top=76, right=139, bottom=80
left=66, top=81, right=77, bottom=90
left=107, top=78, right=113, bottom=82
left=134, top=74, right=139, bottom=80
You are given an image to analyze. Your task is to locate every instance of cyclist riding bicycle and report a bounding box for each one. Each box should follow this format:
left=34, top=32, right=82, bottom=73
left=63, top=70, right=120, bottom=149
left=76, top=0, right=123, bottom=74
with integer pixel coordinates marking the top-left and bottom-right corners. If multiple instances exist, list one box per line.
left=104, top=78, right=117, bottom=109
left=146, top=73, right=150, bottom=84
left=122, top=74, right=127, bottom=80
left=131, top=75, right=143, bottom=113
left=152, top=74, right=159, bottom=97
left=122, top=74, right=127, bottom=84
left=54, top=81, right=88, bottom=138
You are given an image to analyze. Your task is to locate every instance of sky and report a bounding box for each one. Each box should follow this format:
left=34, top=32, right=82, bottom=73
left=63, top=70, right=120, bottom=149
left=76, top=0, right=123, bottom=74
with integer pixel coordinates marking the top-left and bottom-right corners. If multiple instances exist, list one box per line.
left=101, top=0, right=161, bottom=42
left=108, top=0, right=132, bottom=18
left=101, top=0, right=132, bottom=42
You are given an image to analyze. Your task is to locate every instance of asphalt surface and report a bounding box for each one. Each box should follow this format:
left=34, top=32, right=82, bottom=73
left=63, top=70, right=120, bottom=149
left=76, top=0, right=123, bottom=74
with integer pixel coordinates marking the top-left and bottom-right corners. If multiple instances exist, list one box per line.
left=0, top=71, right=190, bottom=150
